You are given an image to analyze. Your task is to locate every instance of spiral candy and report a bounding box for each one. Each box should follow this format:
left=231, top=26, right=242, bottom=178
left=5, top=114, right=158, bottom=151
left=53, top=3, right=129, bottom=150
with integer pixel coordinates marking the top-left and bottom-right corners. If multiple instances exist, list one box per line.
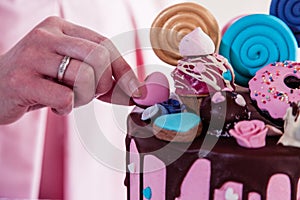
left=219, top=14, right=298, bottom=87
left=150, top=2, right=220, bottom=66
left=270, top=0, right=300, bottom=46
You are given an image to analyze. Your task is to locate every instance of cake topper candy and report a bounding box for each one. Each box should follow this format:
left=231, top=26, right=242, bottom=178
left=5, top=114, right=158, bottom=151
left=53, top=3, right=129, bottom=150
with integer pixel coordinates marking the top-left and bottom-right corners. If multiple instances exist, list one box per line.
left=229, top=120, right=268, bottom=148
left=220, top=14, right=298, bottom=87
left=221, top=15, right=246, bottom=36
left=171, top=26, right=235, bottom=114
left=141, top=98, right=185, bottom=121
left=179, top=27, right=215, bottom=57
left=278, top=102, right=300, bottom=147
left=132, top=72, right=170, bottom=107
left=249, top=61, right=300, bottom=121
left=270, top=0, right=300, bottom=47
left=150, top=2, right=220, bottom=66
left=153, top=112, right=202, bottom=142
left=171, top=28, right=236, bottom=97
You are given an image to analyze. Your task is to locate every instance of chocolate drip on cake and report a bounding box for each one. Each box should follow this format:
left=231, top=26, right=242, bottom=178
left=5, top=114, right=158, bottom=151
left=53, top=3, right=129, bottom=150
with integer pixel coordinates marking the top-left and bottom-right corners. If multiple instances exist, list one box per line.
left=125, top=111, right=300, bottom=200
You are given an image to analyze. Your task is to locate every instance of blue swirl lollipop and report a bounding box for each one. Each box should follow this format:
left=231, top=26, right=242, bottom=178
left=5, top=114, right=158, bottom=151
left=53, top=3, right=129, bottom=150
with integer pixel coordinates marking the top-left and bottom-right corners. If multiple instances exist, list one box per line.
left=219, top=14, right=297, bottom=87
left=270, top=0, right=300, bottom=46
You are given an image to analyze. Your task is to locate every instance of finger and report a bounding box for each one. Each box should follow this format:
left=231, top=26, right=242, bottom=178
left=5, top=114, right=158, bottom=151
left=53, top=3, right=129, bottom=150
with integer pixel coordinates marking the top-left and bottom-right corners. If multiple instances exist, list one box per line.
left=49, top=57, right=97, bottom=107
left=54, top=35, right=99, bottom=63
left=80, top=44, right=114, bottom=95
left=37, top=16, right=137, bottom=97
left=60, top=19, right=103, bottom=44
left=24, top=78, right=74, bottom=115
left=34, top=54, right=90, bottom=86
left=95, top=61, right=113, bottom=96
left=34, top=53, right=106, bottom=105
left=53, top=36, right=114, bottom=94
left=71, top=62, right=96, bottom=107
left=60, top=21, right=142, bottom=98
left=110, top=55, right=142, bottom=98
left=97, top=80, right=135, bottom=106
left=27, top=104, right=46, bottom=112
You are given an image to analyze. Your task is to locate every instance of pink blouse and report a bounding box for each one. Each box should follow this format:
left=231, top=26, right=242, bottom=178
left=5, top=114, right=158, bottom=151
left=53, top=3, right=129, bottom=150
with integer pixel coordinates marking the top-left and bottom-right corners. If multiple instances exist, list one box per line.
left=0, top=0, right=169, bottom=199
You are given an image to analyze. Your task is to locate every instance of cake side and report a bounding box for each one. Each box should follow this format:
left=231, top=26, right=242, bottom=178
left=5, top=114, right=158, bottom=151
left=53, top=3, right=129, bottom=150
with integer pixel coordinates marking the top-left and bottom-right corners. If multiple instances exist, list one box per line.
left=125, top=110, right=300, bottom=200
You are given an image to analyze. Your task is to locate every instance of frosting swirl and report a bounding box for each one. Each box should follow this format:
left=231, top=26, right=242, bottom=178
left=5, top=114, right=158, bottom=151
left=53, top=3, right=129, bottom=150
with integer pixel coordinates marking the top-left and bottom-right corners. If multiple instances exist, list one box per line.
left=229, top=120, right=268, bottom=148
left=179, top=27, right=215, bottom=57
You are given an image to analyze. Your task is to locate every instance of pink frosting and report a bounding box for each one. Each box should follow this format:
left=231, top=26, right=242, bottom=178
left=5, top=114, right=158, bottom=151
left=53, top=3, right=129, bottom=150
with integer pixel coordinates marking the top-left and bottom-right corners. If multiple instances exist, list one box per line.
left=214, top=181, right=243, bottom=200
left=249, top=61, right=300, bottom=120
left=211, top=91, right=226, bottom=103
left=133, top=72, right=170, bottom=106
left=129, top=140, right=140, bottom=200
left=267, top=174, right=291, bottom=200
left=248, top=192, right=261, bottom=200
left=229, top=120, right=268, bottom=148
left=178, top=159, right=211, bottom=200
left=143, top=155, right=166, bottom=200
left=179, top=27, right=215, bottom=57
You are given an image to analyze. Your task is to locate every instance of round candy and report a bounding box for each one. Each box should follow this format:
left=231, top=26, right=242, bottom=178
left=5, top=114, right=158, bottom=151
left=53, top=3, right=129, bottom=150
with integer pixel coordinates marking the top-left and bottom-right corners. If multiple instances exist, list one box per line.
left=150, top=2, right=220, bottom=66
left=141, top=104, right=161, bottom=121
left=270, top=0, right=300, bottom=46
left=141, top=99, right=184, bottom=121
left=221, top=15, right=246, bottom=36
left=249, top=61, right=300, bottom=121
left=219, top=14, right=298, bottom=87
left=133, top=72, right=170, bottom=107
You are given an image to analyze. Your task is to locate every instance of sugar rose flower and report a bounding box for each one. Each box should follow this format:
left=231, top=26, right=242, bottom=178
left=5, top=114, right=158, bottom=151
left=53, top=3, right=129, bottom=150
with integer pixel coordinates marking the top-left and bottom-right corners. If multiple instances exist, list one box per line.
left=229, top=120, right=268, bottom=148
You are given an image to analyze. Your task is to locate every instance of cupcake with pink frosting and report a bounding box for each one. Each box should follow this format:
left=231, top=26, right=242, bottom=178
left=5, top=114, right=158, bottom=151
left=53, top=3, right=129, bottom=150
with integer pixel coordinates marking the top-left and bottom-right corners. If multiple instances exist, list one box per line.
left=171, top=27, right=235, bottom=114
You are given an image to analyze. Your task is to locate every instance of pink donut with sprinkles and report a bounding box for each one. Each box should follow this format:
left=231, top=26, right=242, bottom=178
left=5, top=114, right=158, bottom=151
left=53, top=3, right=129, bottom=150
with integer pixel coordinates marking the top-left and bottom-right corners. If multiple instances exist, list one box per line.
left=249, top=61, right=300, bottom=120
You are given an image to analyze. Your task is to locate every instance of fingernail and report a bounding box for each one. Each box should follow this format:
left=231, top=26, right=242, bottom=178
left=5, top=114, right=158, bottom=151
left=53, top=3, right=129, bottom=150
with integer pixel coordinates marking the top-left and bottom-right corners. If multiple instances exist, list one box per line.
left=133, top=89, right=142, bottom=98
left=129, top=79, right=142, bottom=98
left=52, top=108, right=67, bottom=115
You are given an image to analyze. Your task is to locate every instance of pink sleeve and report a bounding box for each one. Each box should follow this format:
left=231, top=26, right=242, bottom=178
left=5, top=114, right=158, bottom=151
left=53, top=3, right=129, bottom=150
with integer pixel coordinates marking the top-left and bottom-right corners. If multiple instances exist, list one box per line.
left=0, top=109, right=48, bottom=198
left=0, top=0, right=61, bottom=54
left=0, top=0, right=60, bottom=198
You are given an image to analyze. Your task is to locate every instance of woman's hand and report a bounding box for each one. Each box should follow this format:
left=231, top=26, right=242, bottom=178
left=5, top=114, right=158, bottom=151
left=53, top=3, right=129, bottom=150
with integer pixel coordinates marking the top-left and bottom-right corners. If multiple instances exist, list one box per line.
left=0, top=16, right=141, bottom=124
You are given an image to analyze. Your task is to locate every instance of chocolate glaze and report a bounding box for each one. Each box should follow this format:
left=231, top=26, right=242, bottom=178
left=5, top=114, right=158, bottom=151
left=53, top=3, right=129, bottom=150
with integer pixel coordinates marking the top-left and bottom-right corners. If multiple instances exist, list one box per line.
left=239, top=90, right=283, bottom=130
left=125, top=92, right=297, bottom=200
left=200, top=91, right=249, bottom=136
left=125, top=112, right=300, bottom=200
left=284, top=75, right=300, bottom=90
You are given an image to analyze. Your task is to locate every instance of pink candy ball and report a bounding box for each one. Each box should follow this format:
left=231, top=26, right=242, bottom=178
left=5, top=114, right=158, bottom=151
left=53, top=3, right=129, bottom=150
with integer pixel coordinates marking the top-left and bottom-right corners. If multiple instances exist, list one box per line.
left=133, top=72, right=170, bottom=107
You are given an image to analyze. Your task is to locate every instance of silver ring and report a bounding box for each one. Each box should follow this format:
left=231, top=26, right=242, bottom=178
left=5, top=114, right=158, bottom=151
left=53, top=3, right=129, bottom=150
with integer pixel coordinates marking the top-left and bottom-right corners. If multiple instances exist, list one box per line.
left=57, top=56, right=71, bottom=82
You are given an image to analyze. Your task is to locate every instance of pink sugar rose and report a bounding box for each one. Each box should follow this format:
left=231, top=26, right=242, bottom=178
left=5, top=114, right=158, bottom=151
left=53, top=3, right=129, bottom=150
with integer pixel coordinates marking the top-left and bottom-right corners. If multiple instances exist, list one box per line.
left=229, top=120, right=268, bottom=148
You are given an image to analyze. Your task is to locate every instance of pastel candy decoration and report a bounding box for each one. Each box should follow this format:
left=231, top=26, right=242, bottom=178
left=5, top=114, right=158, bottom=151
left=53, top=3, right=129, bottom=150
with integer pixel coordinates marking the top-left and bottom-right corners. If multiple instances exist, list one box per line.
left=154, top=112, right=200, bottom=133
left=249, top=61, right=300, bottom=121
left=278, top=102, right=300, bottom=148
left=133, top=72, right=170, bottom=107
left=229, top=120, right=268, bottom=148
left=221, top=15, right=246, bottom=36
left=141, top=104, right=166, bottom=121
left=143, top=187, right=152, bottom=200
left=219, top=14, right=298, bottom=87
left=270, top=0, right=300, bottom=46
left=141, top=99, right=185, bottom=121
left=150, top=2, right=220, bottom=65
left=153, top=112, right=202, bottom=142
left=179, top=27, right=215, bottom=56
